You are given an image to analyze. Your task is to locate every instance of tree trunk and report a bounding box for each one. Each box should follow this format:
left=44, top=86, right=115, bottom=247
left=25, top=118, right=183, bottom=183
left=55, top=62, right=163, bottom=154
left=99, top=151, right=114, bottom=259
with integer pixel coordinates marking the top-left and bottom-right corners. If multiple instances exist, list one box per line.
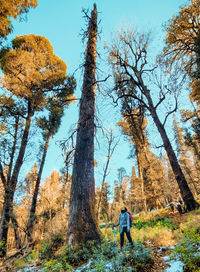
left=145, top=90, right=198, bottom=210
left=10, top=212, right=22, bottom=250
left=27, top=135, right=51, bottom=242
left=67, top=4, right=101, bottom=246
left=0, top=104, right=33, bottom=256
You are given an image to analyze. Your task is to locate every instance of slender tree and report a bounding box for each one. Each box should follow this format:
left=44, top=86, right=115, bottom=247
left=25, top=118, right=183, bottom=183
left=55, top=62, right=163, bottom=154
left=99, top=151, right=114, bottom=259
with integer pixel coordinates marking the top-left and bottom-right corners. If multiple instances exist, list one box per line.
left=67, top=4, right=101, bottom=246
left=27, top=81, right=75, bottom=241
left=96, top=129, right=119, bottom=220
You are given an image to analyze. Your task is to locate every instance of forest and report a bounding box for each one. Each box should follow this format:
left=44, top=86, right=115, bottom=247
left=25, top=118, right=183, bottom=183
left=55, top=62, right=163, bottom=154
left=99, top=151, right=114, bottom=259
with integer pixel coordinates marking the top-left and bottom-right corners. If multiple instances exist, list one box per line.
left=0, top=0, right=200, bottom=271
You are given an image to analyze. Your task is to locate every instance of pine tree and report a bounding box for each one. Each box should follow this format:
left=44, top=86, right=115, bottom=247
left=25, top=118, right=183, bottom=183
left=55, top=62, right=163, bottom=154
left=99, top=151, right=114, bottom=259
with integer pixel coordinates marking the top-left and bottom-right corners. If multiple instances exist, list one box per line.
left=0, top=0, right=37, bottom=45
left=0, top=34, right=73, bottom=255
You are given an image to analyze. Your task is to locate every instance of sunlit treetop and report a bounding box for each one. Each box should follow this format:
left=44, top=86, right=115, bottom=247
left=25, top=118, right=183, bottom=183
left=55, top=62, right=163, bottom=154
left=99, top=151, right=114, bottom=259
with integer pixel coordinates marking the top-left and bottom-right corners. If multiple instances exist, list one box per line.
left=0, top=0, right=38, bottom=43
left=164, top=0, right=200, bottom=70
left=0, top=34, right=69, bottom=110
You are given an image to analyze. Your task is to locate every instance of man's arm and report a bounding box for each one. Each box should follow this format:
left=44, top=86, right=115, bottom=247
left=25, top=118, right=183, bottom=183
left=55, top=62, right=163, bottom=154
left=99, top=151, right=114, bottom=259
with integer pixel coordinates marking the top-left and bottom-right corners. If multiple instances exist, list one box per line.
left=113, top=215, right=120, bottom=227
left=127, top=212, right=130, bottom=231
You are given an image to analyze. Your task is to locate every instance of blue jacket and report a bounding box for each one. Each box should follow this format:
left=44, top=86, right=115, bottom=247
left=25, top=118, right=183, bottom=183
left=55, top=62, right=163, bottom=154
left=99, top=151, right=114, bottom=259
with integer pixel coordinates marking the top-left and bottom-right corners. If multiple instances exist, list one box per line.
left=114, top=212, right=130, bottom=233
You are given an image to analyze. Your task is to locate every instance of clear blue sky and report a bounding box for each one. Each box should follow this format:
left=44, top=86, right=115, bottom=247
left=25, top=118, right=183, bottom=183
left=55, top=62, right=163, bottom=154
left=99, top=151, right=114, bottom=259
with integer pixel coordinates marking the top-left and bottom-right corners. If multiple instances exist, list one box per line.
left=8, top=0, right=187, bottom=187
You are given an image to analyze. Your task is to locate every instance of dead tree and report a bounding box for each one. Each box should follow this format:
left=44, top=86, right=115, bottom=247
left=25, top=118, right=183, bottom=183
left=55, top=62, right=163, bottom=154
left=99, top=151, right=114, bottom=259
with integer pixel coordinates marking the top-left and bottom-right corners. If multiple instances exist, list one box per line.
left=108, top=29, right=198, bottom=211
left=67, top=4, right=101, bottom=246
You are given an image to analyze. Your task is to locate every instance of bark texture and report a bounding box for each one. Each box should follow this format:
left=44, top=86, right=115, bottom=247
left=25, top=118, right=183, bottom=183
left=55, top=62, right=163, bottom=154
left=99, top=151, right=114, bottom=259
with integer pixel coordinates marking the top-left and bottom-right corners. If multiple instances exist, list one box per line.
left=67, top=4, right=101, bottom=245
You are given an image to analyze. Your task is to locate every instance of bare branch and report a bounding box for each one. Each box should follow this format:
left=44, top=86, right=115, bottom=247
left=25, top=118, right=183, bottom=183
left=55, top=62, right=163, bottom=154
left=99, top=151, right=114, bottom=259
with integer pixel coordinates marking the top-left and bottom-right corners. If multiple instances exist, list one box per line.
left=162, top=96, right=178, bottom=126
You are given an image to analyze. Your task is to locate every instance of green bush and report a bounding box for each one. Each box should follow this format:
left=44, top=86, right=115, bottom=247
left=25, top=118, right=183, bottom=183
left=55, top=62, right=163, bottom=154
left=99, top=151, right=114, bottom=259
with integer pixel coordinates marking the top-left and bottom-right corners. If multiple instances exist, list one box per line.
left=38, top=232, right=64, bottom=260
left=59, top=241, right=97, bottom=266
left=43, top=259, right=71, bottom=272
left=27, top=249, right=38, bottom=262
left=39, top=239, right=53, bottom=260
left=0, top=240, right=6, bottom=258
left=38, top=238, right=152, bottom=272
left=133, top=216, right=178, bottom=230
left=14, top=259, right=26, bottom=269
left=171, top=227, right=200, bottom=272
left=51, top=232, right=64, bottom=249
left=91, top=241, right=152, bottom=272
left=93, top=240, right=120, bottom=260
left=122, top=242, right=153, bottom=271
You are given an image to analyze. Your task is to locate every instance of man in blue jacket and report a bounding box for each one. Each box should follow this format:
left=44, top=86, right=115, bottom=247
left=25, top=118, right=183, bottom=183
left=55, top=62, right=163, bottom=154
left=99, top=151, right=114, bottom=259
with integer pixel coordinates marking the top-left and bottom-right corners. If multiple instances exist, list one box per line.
left=113, top=207, right=133, bottom=248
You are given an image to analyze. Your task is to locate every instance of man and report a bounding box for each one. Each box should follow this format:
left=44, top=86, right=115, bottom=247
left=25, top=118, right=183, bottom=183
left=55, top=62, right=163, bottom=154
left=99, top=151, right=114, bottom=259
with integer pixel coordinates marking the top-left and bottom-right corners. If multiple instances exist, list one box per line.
left=113, top=207, right=133, bottom=248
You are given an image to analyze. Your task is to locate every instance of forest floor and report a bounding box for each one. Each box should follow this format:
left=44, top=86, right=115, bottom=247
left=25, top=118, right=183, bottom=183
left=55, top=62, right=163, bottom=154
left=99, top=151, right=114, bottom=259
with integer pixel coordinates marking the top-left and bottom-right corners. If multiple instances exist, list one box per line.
left=0, top=210, right=198, bottom=272
left=145, top=210, right=196, bottom=272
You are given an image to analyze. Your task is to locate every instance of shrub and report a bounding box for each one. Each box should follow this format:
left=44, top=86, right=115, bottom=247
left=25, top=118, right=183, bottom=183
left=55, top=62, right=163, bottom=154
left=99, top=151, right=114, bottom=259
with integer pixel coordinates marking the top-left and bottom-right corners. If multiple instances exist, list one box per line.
left=93, top=240, right=120, bottom=260
left=123, top=242, right=153, bottom=270
left=14, top=259, right=26, bottom=269
left=38, top=232, right=64, bottom=260
left=59, top=241, right=96, bottom=266
left=133, top=216, right=178, bottom=230
left=51, top=232, right=64, bottom=249
left=0, top=240, right=5, bottom=258
left=39, top=239, right=52, bottom=260
left=43, top=258, right=72, bottom=272
left=27, top=249, right=38, bottom=262
left=171, top=226, right=200, bottom=272
left=91, top=241, right=152, bottom=272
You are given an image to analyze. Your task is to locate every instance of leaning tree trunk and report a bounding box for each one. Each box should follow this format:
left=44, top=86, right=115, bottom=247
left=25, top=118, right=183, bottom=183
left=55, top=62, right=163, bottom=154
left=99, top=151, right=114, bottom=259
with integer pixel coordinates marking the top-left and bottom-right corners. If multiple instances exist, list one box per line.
left=145, top=90, right=198, bottom=211
left=0, top=105, right=33, bottom=256
left=67, top=4, right=101, bottom=246
left=27, top=135, right=51, bottom=242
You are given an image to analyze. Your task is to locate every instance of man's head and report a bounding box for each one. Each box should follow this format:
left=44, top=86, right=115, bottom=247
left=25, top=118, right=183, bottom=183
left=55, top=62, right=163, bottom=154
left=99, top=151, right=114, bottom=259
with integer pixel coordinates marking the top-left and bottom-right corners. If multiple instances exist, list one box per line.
left=121, top=207, right=127, bottom=213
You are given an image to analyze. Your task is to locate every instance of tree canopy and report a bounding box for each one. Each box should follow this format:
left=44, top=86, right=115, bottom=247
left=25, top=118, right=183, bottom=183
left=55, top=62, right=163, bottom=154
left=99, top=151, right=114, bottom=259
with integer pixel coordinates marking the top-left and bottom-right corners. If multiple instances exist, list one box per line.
left=0, top=0, right=37, bottom=44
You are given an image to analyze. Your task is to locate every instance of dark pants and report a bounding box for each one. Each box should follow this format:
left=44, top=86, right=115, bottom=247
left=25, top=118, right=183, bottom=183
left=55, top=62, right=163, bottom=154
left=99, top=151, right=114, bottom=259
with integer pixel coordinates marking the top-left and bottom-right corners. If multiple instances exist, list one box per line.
left=120, top=227, right=133, bottom=248
left=177, top=205, right=182, bottom=216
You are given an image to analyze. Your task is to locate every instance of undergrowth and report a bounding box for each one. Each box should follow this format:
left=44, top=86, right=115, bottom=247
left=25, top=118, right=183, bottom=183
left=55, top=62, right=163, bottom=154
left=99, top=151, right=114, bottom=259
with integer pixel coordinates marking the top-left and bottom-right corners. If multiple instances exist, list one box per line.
left=171, top=212, right=200, bottom=272
left=27, top=238, right=152, bottom=272
left=133, top=216, right=178, bottom=230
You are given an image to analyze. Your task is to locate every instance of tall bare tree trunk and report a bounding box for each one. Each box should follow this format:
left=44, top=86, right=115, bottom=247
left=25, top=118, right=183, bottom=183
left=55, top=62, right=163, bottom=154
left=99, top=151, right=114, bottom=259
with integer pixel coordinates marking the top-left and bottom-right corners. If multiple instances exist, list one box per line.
left=27, top=135, right=51, bottom=242
left=0, top=104, right=33, bottom=256
left=67, top=4, right=101, bottom=246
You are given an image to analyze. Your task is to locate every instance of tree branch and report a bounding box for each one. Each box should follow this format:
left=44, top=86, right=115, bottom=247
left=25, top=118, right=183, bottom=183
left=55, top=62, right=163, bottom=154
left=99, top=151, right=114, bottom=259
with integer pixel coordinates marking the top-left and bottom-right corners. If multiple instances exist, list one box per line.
left=0, top=162, right=6, bottom=187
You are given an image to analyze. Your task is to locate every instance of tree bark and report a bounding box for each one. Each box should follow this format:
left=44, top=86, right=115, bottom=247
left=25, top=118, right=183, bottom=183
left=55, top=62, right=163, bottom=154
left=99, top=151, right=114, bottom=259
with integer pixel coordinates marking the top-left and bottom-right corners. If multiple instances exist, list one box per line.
left=10, top=211, right=22, bottom=250
left=27, top=135, right=51, bottom=241
left=145, top=90, right=198, bottom=211
left=67, top=4, right=101, bottom=246
left=0, top=103, right=33, bottom=256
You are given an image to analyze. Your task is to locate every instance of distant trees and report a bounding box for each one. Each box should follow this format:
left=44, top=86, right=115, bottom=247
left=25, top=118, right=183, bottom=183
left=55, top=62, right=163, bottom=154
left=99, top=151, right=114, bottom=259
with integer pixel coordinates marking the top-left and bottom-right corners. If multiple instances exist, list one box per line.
left=108, top=28, right=198, bottom=211
left=0, top=34, right=75, bottom=255
left=67, top=4, right=101, bottom=246
left=119, top=114, right=166, bottom=212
